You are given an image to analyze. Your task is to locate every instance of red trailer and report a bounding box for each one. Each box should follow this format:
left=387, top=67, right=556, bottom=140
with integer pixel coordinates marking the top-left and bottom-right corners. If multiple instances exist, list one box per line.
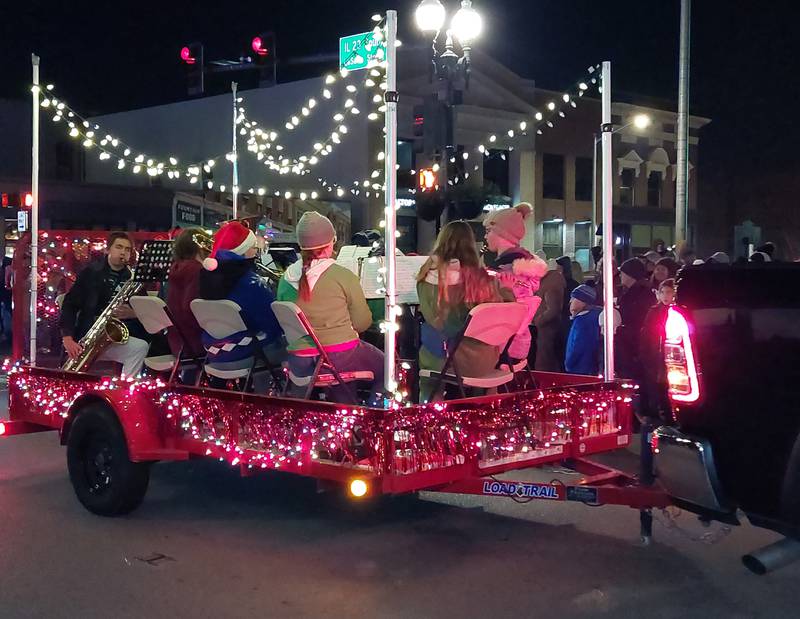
left=1, top=230, right=670, bottom=539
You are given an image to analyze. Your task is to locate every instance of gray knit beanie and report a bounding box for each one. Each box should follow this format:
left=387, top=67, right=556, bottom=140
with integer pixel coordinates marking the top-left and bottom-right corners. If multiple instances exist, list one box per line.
left=296, top=211, right=336, bottom=250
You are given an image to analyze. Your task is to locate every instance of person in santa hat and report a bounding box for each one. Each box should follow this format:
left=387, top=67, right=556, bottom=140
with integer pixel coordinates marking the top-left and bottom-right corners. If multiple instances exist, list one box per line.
left=198, top=221, right=285, bottom=379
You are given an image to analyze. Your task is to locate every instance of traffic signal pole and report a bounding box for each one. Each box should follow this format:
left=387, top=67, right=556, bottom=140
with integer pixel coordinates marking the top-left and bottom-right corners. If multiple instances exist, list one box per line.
left=30, top=54, right=40, bottom=365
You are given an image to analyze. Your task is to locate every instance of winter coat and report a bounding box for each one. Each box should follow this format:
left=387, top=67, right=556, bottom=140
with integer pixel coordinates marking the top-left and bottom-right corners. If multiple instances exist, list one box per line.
left=565, top=307, right=602, bottom=376
left=59, top=258, right=132, bottom=340
left=276, top=258, right=373, bottom=352
left=166, top=258, right=204, bottom=358
left=533, top=268, right=566, bottom=372
left=639, top=302, right=671, bottom=419
left=616, top=280, right=655, bottom=380
left=198, top=255, right=283, bottom=364
left=417, top=258, right=508, bottom=378
left=491, top=247, right=547, bottom=361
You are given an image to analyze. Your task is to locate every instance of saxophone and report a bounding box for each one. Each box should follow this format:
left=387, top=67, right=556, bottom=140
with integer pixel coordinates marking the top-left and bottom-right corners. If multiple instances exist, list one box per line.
left=62, top=278, right=143, bottom=372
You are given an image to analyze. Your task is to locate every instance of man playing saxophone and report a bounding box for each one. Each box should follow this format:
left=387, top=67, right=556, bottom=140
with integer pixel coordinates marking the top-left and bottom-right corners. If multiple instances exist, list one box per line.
left=59, top=232, right=149, bottom=376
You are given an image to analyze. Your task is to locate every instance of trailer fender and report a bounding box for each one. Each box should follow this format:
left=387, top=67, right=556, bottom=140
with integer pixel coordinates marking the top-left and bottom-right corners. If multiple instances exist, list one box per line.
left=61, top=391, right=187, bottom=462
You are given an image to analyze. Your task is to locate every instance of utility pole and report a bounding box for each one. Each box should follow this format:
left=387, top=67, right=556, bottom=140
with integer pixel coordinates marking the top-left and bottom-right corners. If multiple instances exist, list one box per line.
left=675, top=0, right=691, bottom=245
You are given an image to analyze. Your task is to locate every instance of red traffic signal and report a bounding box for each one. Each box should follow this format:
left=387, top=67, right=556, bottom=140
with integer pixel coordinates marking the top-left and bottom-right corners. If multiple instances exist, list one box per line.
left=0, top=192, right=33, bottom=208
left=180, top=46, right=196, bottom=65
left=251, top=36, right=269, bottom=57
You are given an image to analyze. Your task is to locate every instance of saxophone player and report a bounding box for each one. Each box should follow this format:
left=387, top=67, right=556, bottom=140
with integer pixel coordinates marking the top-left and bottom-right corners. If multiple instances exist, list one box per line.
left=59, top=232, right=149, bottom=376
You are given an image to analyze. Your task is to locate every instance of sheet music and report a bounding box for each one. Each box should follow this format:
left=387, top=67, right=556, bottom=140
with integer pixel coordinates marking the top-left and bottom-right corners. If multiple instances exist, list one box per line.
left=358, top=255, right=429, bottom=304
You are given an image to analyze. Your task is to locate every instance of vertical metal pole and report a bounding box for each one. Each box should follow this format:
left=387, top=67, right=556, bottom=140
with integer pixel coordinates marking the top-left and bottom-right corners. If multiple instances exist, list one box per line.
left=30, top=54, right=41, bottom=365
left=231, top=81, right=239, bottom=220
left=383, top=10, right=398, bottom=399
left=675, top=0, right=691, bottom=245
left=601, top=61, right=615, bottom=381
left=591, top=134, right=598, bottom=244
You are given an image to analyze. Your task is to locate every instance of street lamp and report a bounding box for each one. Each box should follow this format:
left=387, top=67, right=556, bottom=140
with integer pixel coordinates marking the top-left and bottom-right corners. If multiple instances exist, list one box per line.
left=591, top=113, right=652, bottom=244
left=415, top=0, right=483, bottom=227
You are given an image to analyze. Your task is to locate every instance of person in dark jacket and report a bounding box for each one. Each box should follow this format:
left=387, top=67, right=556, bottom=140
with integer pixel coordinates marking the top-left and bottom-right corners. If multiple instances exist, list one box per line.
left=565, top=284, right=601, bottom=376
left=639, top=278, right=675, bottom=422
left=59, top=231, right=149, bottom=376
left=616, top=257, right=655, bottom=380
left=533, top=256, right=566, bottom=372
left=166, top=227, right=209, bottom=359
left=649, top=257, right=679, bottom=293
left=556, top=255, right=579, bottom=361
left=199, top=221, right=285, bottom=374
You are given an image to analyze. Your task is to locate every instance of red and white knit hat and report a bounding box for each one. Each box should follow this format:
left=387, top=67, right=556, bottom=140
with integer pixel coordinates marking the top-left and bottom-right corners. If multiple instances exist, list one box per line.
left=202, top=221, right=257, bottom=271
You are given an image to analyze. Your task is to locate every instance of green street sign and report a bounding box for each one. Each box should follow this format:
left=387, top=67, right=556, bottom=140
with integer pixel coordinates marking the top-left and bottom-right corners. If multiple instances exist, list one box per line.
left=339, top=31, right=386, bottom=71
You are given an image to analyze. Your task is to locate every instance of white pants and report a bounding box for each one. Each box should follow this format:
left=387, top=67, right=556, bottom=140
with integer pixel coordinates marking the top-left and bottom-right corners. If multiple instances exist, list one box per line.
left=98, top=336, right=149, bottom=377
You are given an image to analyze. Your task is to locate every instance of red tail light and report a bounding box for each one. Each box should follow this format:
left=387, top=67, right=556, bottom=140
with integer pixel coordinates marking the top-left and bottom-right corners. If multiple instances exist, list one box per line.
left=664, top=307, right=700, bottom=403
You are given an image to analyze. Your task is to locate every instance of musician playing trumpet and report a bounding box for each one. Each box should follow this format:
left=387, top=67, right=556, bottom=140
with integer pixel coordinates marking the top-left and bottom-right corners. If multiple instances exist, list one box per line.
left=198, top=221, right=286, bottom=380
left=59, top=232, right=149, bottom=376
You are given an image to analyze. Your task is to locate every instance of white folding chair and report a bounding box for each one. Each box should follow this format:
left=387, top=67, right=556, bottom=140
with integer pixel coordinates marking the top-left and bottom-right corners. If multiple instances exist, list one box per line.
left=129, top=295, right=203, bottom=383
left=420, top=302, right=530, bottom=399
left=190, top=299, right=260, bottom=389
left=271, top=301, right=374, bottom=403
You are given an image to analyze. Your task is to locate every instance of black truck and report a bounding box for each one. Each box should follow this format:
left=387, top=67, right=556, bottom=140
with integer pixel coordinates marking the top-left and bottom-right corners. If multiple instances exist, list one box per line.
left=652, top=262, right=800, bottom=573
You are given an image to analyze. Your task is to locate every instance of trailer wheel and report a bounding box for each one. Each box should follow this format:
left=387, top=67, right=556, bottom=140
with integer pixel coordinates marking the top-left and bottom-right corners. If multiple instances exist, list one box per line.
left=66, top=405, right=150, bottom=516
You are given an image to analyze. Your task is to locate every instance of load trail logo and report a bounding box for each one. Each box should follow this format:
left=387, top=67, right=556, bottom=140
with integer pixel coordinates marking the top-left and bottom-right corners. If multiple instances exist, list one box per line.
left=482, top=480, right=562, bottom=500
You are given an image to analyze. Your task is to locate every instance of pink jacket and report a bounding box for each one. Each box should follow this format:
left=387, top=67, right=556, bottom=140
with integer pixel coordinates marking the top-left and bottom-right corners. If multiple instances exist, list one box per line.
left=492, top=249, right=548, bottom=361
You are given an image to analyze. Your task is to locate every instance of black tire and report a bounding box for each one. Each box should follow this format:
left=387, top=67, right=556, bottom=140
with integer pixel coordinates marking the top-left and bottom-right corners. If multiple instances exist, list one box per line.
left=66, top=405, right=150, bottom=516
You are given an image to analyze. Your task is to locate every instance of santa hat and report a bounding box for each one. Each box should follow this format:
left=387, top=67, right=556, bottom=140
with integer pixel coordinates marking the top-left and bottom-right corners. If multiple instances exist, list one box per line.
left=483, top=202, right=532, bottom=245
left=202, top=221, right=257, bottom=271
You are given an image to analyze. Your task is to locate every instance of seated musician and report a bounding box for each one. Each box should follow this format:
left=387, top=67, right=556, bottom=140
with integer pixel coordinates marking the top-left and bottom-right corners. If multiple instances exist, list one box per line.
left=198, top=221, right=285, bottom=373
left=165, top=227, right=209, bottom=360
left=416, top=221, right=510, bottom=402
left=60, top=231, right=149, bottom=376
left=276, top=211, right=384, bottom=405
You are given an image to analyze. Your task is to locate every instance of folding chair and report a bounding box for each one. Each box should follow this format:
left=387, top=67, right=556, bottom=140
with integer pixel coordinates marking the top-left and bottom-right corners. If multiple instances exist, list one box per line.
left=271, top=301, right=374, bottom=404
left=420, top=302, right=530, bottom=399
left=189, top=299, right=268, bottom=391
left=129, top=295, right=203, bottom=383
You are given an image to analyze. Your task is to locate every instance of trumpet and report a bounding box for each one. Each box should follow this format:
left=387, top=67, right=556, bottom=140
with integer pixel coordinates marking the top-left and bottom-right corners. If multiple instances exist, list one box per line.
left=193, top=232, right=282, bottom=283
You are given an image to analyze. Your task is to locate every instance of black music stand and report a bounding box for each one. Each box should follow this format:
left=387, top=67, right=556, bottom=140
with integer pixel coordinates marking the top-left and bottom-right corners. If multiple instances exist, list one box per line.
left=134, top=240, right=173, bottom=283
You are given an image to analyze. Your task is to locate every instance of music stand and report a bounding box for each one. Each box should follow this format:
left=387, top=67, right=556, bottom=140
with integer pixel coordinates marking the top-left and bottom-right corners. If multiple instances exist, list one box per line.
left=134, top=240, right=174, bottom=283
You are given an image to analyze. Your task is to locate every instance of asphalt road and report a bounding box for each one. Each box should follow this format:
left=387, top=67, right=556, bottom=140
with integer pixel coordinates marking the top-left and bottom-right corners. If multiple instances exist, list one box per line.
left=2, top=406, right=798, bottom=618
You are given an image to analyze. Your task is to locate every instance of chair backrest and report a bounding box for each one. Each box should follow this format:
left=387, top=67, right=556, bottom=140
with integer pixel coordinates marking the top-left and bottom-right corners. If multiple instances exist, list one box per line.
left=190, top=299, right=247, bottom=339
left=271, top=301, right=327, bottom=354
left=463, top=302, right=530, bottom=347
left=129, top=295, right=173, bottom=335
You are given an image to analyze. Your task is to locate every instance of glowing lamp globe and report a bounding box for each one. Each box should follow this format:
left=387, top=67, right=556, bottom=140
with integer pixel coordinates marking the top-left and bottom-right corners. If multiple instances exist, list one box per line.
left=451, top=0, right=483, bottom=44
left=633, top=114, right=652, bottom=130
left=415, top=0, right=446, bottom=33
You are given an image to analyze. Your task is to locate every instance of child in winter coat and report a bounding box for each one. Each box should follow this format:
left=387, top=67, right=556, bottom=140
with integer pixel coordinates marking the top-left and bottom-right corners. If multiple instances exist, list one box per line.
left=564, top=284, right=602, bottom=376
left=277, top=211, right=384, bottom=405
left=482, top=203, right=548, bottom=362
left=417, top=221, right=509, bottom=402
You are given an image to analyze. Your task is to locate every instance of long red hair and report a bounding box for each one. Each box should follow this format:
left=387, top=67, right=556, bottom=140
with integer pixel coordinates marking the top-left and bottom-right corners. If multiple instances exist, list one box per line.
left=417, top=220, right=500, bottom=310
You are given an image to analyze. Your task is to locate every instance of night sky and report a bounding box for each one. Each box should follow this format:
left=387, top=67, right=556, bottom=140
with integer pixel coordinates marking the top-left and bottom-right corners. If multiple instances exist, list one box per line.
left=3, top=0, right=799, bottom=177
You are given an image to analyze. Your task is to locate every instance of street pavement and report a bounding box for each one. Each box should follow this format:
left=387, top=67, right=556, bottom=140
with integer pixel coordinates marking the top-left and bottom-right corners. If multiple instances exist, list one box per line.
left=1, top=394, right=798, bottom=619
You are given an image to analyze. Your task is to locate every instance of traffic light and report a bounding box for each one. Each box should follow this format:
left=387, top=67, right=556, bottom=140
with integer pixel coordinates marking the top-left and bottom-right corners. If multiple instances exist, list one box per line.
left=251, top=31, right=276, bottom=86
left=1, top=192, right=32, bottom=209
left=418, top=167, right=438, bottom=192
left=180, top=42, right=204, bottom=96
